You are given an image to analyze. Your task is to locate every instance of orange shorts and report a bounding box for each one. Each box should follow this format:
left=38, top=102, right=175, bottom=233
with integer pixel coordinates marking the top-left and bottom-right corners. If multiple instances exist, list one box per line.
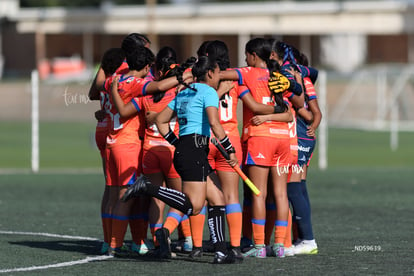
left=142, top=148, right=180, bottom=178
left=105, top=143, right=140, bottom=186
left=208, top=135, right=243, bottom=172
left=245, top=136, right=291, bottom=167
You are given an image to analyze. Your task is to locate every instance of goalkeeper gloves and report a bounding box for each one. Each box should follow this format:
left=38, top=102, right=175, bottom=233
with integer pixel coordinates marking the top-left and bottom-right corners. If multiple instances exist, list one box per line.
left=268, top=72, right=290, bottom=94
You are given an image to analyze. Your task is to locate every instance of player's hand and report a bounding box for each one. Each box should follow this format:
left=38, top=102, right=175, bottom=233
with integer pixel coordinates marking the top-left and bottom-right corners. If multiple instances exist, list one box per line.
left=227, top=152, right=239, bottom=168
left=217, top=80, right=234, bottom=97
left=268, top=72, right=290, bottom=94
left=111, top=76, right=119, bottom=90
left=250, top=115, right=268, bottom=126
left=306, top=125, right=317, bottom=137
left=94, top=109, right=106, bottom=122
left=286, top=67, right=302, bottom=83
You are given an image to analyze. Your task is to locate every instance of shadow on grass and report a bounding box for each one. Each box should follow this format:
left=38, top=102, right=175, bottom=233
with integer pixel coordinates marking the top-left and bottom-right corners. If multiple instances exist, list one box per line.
left=7, top=240, right=215, bottom=264
left=9, top=240, right=101, bottom=255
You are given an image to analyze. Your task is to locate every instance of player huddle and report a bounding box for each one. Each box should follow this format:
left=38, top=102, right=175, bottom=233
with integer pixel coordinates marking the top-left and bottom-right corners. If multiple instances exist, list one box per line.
left=89, top=33, right=322, bottom=264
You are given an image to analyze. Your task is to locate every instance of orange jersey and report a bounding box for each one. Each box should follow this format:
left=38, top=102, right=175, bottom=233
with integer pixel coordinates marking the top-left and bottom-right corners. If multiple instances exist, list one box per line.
left=135, top=88, right=179, bottom=151
left=218, top=82, right=248, bottom=137
left=104, top=74, right=149, bottom=147
left=236, top=67, right=289, bottom=139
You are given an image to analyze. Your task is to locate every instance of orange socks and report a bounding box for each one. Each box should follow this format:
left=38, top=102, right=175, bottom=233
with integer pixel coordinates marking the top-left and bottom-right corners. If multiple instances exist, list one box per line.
left=129, top=215, right=148, bottom=245
left=252, top=219, right=265, bottom=245
left=110, top=216, right=129, bottom=248
left=284, top=208, right=293, bottom=247
left=226, top=203, right=242, bottom=247
left=189, top=206, right=206, bottom=248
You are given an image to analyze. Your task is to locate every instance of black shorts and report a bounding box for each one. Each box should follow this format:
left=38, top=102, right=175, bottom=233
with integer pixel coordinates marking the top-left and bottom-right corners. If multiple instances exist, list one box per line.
left=173, top=134, right=212, bottom=182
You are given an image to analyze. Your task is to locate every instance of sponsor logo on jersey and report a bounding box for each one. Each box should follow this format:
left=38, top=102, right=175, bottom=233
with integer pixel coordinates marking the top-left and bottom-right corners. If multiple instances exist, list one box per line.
left=298, top=145, right=311, bottom=152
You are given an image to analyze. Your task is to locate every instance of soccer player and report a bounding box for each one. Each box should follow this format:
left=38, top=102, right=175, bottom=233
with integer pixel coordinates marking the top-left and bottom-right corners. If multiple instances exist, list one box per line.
left=109, top=46, right=193, bottom=254
left=88, top=33, right=151, bottom=255
left=99, top=45, right=193, bottom=256
left=122, top=55, right=239, bottom=264
left=219, top=38, right=292, bottom=258
left=91, top=47, right=125, bottom=254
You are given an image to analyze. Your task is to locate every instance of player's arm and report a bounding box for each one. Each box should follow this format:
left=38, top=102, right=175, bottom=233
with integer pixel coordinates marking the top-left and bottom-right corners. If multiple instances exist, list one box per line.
left=110, top=76, right=139, bottom=118
left=219, top=70, right=239, bottom=81
left=206, top=106, right=238, bottom=167
left=250, top=106, right=293, bottom=126
left=155, top=106, right=178, bottom=146
left=306, top=99, right=322, bottom=137
left=217, top=80, right=234, bottom=98
left=241, top=92, right=277, bottom=115
left=145, top=71, right=193, bottom=94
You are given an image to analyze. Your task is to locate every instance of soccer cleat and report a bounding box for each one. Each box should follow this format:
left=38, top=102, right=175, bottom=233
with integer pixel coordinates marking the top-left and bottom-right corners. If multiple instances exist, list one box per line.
left=108, top=244, right=130, bottom=257
left=121, top=175, right=151, bottom=202
left=189, top=247, right=203, bottom=259
left=265, top=245, right=274, bottom=257
left=173, top=236, right=193, bottom=252
left=155, top=228, right=172, bottom=259
left=230, top=247, right=244, bottom=263
left=293, top=240, right=318, bottom=255
left=131, top=239, right=155, bottom=255
left=213, top=251, right=235, bottom=264
left=284, top=245, right=295, bottom=257
left=100, top=242, right=109, bottom=254
left=242, top=244, right=266, bottom=258
left=273, top=243, right=285, bottom=258
left=240, top=237, right=254, bottom=253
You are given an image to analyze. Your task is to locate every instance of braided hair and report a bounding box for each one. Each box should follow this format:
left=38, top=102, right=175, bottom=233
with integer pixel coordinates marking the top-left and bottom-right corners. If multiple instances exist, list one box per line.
left=175, top=56, right=197, bottom=92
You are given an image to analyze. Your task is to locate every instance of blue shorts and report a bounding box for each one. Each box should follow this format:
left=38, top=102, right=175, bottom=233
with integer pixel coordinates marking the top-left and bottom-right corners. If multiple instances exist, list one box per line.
left=297, top=137, right=316, bottom=167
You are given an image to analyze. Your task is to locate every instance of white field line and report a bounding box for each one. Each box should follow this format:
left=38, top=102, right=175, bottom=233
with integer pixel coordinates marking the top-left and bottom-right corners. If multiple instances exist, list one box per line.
left=0, top=168, right=102, bottom=175
left=0, top=230, right=111, bottom=273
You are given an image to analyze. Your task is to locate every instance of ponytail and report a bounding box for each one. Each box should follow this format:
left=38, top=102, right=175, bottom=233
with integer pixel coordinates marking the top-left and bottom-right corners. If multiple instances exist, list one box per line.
left=176, top=57, right=197, bottom=92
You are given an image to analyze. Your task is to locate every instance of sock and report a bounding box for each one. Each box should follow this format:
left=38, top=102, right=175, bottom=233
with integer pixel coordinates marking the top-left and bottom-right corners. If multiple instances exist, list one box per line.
left=150, top=223, right=163, bottom=245
left=301, top=179, right=311, bottom=212
left=110, top=215, right=129, bottom=249
left=207, top=205, right=227, bottom=253
left=163, top=211, right=183, bottom=236
left=146, top=185, right=193, bottom=216
left=242, top=198, right=253, bottom=240
left=101, top=213, right=111, bottom=244
left=189, top=206, right=206, bottom=248
left=288, top=181, right=314, bottom=240
left=129, top=214, right=148, bottom=245
left=284, top=208, right=293, bottom=247
left=225, top=203, right=242, bottom=247
left=292, top=221, right=299, bottom=242
left=264, top=202, right=276, bottom=245
left=252, top=218, right=265, bottom=245
left=179, top=215, right=192, bottom=238
left=274, top=220, right=288, bottom=245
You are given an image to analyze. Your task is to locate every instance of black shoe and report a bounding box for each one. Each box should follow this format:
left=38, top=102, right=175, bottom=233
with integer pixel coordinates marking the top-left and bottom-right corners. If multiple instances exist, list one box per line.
left=155, top=228, right=171, bottom=259
left=189, top=247, right=203, bottom=259
left=213, top=251, right=235, bottom=264
left=121, top=175, right=150, bottom=202
left=230, top=247, right=244, bottom=263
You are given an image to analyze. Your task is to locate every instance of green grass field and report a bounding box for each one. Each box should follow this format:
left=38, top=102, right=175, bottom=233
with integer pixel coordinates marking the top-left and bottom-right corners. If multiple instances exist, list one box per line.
left=0, top=122, right=413, bottom=275
left=1, top=169, right=413, bottom=275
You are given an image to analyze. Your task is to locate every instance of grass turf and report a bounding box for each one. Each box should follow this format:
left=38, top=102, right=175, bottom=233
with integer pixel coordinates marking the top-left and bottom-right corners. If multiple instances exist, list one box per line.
left=0, top=168, right=412, bottom=275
